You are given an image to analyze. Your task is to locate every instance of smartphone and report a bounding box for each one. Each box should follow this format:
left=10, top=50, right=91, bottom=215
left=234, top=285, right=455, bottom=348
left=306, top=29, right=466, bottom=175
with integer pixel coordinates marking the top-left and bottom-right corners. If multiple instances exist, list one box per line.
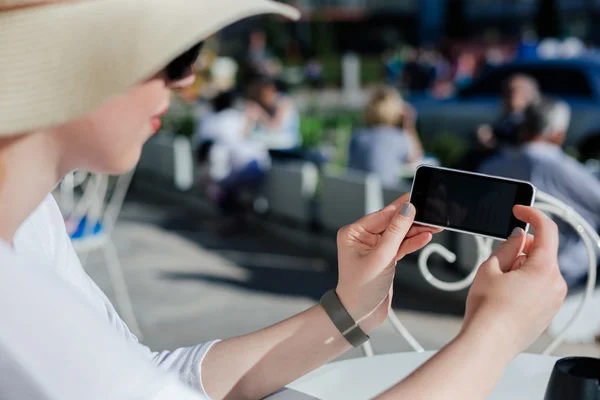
left=410, top=165, right=536, bottom=240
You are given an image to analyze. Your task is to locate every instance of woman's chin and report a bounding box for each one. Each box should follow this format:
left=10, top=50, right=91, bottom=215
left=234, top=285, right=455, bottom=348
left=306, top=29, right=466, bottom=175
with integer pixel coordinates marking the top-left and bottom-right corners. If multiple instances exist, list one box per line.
left=101, top=148, right=142, bottom=175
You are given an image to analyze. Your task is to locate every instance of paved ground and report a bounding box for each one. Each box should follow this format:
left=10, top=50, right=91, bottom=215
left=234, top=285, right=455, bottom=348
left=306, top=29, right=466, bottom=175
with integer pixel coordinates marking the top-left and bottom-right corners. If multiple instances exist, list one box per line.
left=83, top=192, right=600, bottom=364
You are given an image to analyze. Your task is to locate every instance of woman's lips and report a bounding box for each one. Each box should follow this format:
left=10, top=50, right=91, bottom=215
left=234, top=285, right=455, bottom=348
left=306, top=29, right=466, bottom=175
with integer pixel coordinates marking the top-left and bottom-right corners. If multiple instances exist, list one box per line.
left=151, top=104, right=169, bottom=133
left=151, top=117, right=162, bottom=132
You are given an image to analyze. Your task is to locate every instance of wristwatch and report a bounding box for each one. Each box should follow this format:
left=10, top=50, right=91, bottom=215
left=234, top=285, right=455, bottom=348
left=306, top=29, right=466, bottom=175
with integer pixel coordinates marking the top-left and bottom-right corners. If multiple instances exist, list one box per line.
left=320, top=289, right=370, bottom=347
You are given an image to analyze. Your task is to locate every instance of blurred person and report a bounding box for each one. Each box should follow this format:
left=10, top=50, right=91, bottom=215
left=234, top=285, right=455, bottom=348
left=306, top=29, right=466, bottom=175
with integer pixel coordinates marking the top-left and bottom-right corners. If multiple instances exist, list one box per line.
left=461, top=74, right=542, bottom=171
left=480, top=100, right=600, bottom=287
left=489, top=74, right=542, bottom=144
left=481, top=47, right=507, bottom=73
left=517, top=29, right=539, bottom=60
left=305, top=57, right=324, bottom=89
left=453, top=52, right=478, bottom=89
left=383, top=48, right=405, bottom=86
left=430, top=50, right=453, bottom=83
left=348, top=86, right=424, bottom=187
left=245, top=30, right=280, bottom=78
left=196, top=91, right=271, bottom=232
left=402, top=48, right=435, bottom=94
left=246, top=74, right=301, bottom=152
left=0, top=1, right=566, bottom=400
left=193, top=91, right=243, bottom=149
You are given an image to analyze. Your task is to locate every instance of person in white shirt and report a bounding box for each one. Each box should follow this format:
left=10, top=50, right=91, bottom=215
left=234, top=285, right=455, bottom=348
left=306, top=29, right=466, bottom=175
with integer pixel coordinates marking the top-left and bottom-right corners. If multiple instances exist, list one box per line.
left=195, top=91, right=271, bottom=229
left=245, top=74, right=301, bottom=152
left=0, top=1, right=566, bottom=400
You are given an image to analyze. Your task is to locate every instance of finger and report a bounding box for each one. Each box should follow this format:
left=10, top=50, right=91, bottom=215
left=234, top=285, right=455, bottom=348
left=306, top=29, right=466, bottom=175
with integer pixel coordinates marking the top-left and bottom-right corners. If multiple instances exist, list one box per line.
left=489, top=227, right=526, bottom=273
left=354, top=205, right=398, bottom=235
left=513, top=206, right=559, bottom=261
left=348, top=229, right=380, bottom=248
left=376, top=203, right=416, bottom=261
left=355, top=193, right=410, bottom=233
left=387, top=193, right=411, bottom=209
left=406, top=225, right=443, bottom=238
left=395, top=232, right=432, bottom=261
left=521, top=234, right=535, bottom=255
left=510, top=254, right=527, bottom=272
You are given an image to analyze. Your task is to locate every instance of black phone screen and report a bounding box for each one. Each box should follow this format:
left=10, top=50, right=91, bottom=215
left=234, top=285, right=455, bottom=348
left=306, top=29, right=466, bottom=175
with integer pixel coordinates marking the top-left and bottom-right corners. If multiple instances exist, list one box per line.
left=410, top=166, right=535, bottom=239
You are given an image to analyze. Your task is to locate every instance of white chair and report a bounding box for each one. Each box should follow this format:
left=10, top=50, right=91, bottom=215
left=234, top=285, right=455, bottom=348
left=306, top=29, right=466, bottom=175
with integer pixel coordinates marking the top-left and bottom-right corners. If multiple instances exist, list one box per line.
left=263, top=162, right=319, bottom=225
left=320, top=169, right=384, bottom=233
left=137, top=134, right=195, bottom=191
left=59, top=170, right=143, bottom=339
left=377, top=190, right=599, bottom=356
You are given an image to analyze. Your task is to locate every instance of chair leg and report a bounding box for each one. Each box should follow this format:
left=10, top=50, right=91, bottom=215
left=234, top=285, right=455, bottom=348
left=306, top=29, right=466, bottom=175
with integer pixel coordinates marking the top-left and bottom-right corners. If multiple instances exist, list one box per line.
left=361, top=341, right=374, bottom=357
left=387, top=310, right=425, bottom=353
left=78, top=250, right=90, bottom=266
left=102, top=239, right=144, bottom=340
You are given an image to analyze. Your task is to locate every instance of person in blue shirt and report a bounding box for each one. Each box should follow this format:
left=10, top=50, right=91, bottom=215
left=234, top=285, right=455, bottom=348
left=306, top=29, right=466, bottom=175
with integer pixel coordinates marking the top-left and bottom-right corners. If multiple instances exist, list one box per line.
left=479, top=99, right=600, bottom=287
left=348, top=86, right=424, bottom=188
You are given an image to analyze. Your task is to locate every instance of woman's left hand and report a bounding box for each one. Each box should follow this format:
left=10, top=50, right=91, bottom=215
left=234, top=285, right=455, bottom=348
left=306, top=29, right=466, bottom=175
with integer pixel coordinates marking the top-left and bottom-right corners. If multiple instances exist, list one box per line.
left=335, top=193, right=441, bottom=333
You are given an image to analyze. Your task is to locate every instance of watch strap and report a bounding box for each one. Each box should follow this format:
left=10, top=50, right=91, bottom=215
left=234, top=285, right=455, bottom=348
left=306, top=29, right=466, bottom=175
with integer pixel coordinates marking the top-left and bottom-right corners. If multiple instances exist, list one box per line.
left=320, top=289, right=370, bottom=347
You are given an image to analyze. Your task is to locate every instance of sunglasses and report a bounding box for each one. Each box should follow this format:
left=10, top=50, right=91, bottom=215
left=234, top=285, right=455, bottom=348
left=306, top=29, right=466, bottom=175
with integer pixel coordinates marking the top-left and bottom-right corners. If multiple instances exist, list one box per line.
left=165, top=41, right=205, bottom=82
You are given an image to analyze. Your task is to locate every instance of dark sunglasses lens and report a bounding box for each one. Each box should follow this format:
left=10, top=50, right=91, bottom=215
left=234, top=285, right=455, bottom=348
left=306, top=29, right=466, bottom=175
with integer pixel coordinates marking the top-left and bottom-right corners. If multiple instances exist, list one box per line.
left=166, top=41, right=204, bottom=81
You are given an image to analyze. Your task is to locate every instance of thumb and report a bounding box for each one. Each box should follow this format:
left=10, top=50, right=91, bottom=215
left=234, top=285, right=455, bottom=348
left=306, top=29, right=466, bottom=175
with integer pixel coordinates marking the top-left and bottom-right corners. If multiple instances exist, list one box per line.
left=375, top=203, right=415, bottom=262
left=489, top=227, right=526, bottom=273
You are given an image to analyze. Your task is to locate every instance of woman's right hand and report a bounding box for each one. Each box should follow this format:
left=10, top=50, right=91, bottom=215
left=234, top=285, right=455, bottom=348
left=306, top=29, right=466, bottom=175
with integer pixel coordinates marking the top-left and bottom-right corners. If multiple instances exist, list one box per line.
left=462, top=205, right=567, bottom=356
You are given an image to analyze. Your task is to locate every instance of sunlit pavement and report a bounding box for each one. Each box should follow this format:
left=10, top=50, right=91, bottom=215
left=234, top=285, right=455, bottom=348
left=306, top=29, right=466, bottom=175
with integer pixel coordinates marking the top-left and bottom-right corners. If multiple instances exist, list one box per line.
left=83, top=192, right=600, bottom=362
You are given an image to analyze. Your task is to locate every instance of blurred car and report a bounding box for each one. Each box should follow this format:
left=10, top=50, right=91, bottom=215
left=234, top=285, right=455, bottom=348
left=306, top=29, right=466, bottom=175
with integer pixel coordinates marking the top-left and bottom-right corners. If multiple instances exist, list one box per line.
left=411, top=57, right=600, bottom=159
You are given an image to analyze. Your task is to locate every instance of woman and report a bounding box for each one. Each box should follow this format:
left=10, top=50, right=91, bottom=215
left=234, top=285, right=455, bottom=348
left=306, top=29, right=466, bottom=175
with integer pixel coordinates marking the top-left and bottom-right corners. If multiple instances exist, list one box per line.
left=0, top=1, right=566, bottom=400
left=348, top=86, right=424, bottom=188
left=245, top=74, right=301, bottom=152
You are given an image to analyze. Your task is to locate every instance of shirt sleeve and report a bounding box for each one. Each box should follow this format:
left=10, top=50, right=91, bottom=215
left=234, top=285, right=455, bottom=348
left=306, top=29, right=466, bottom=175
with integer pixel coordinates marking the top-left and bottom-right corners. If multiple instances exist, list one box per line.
left=398, top=133, right=413, bottom=163
left=44, top=194, right=219, bottom=398
left=82, top=266, right=220, bottom=397
left=0, top=247, right=207, bottom=400
left=546, top=156, right=600, bottom=226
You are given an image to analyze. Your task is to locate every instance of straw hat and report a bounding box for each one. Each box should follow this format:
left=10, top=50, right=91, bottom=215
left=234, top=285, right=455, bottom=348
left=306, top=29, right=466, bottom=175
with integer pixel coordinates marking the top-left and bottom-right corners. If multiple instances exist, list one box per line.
left=0, top=0, right=299, bottom=135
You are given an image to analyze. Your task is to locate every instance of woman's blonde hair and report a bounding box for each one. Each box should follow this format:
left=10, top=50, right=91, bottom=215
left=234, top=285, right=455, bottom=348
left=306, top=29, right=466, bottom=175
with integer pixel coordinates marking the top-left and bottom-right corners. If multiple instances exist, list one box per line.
left=364, top=86, right=405, bottom=127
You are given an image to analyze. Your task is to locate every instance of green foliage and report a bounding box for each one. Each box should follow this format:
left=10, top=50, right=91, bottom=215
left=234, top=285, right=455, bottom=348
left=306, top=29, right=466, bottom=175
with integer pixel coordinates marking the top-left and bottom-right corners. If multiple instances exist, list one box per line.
left=160, top=97, right=196, bottom=137
left=422, top=132, right=469, bottom=167
left=287, top=54, right=382, bottom=87
left=300, top=116, right=326, bottom=149
left=300, top=110, right=362, bottom=150
left=361, top=57, right=383, bottom=84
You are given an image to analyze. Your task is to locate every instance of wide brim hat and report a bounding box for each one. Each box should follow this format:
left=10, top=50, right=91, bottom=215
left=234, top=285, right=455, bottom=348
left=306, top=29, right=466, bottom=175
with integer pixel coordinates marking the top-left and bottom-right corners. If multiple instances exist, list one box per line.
left=0, top=0, right=300, bottom=135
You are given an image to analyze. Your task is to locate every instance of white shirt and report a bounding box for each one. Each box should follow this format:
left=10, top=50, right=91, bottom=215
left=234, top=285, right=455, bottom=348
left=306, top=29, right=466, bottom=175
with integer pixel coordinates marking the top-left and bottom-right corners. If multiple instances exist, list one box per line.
left=197, top=109, right=270, bottom=179
left=0, top=195, right=217, bottom=399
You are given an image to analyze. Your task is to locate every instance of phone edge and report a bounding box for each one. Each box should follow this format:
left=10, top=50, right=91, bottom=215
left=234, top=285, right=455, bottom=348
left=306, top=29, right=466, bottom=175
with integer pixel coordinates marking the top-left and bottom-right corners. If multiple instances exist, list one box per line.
left=409, top=165, right=538, bottom=241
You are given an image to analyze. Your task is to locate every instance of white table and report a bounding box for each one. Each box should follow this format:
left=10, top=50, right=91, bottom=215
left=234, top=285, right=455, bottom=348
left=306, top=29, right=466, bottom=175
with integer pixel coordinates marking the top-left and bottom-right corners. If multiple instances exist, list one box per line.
left=267, top=351, right=557, bottom=400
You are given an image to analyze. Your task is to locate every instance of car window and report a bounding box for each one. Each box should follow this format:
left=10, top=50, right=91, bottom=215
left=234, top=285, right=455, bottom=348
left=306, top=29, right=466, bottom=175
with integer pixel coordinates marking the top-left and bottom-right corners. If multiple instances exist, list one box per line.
left=459, top=65, right=595, bottom=99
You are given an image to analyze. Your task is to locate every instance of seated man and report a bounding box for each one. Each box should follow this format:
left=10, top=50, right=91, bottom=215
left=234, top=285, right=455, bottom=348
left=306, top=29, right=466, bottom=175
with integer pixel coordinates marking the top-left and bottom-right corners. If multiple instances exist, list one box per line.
left=479, top=100, right=600, bottom=287
left=461, top=74, right=541, bottom=172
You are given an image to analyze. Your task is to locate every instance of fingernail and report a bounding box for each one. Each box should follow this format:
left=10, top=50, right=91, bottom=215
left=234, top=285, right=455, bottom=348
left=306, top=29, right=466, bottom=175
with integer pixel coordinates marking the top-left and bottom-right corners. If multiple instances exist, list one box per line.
left=510, top=227, right=523, bottom=238
left=400, top=203, right=414, bottom=217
